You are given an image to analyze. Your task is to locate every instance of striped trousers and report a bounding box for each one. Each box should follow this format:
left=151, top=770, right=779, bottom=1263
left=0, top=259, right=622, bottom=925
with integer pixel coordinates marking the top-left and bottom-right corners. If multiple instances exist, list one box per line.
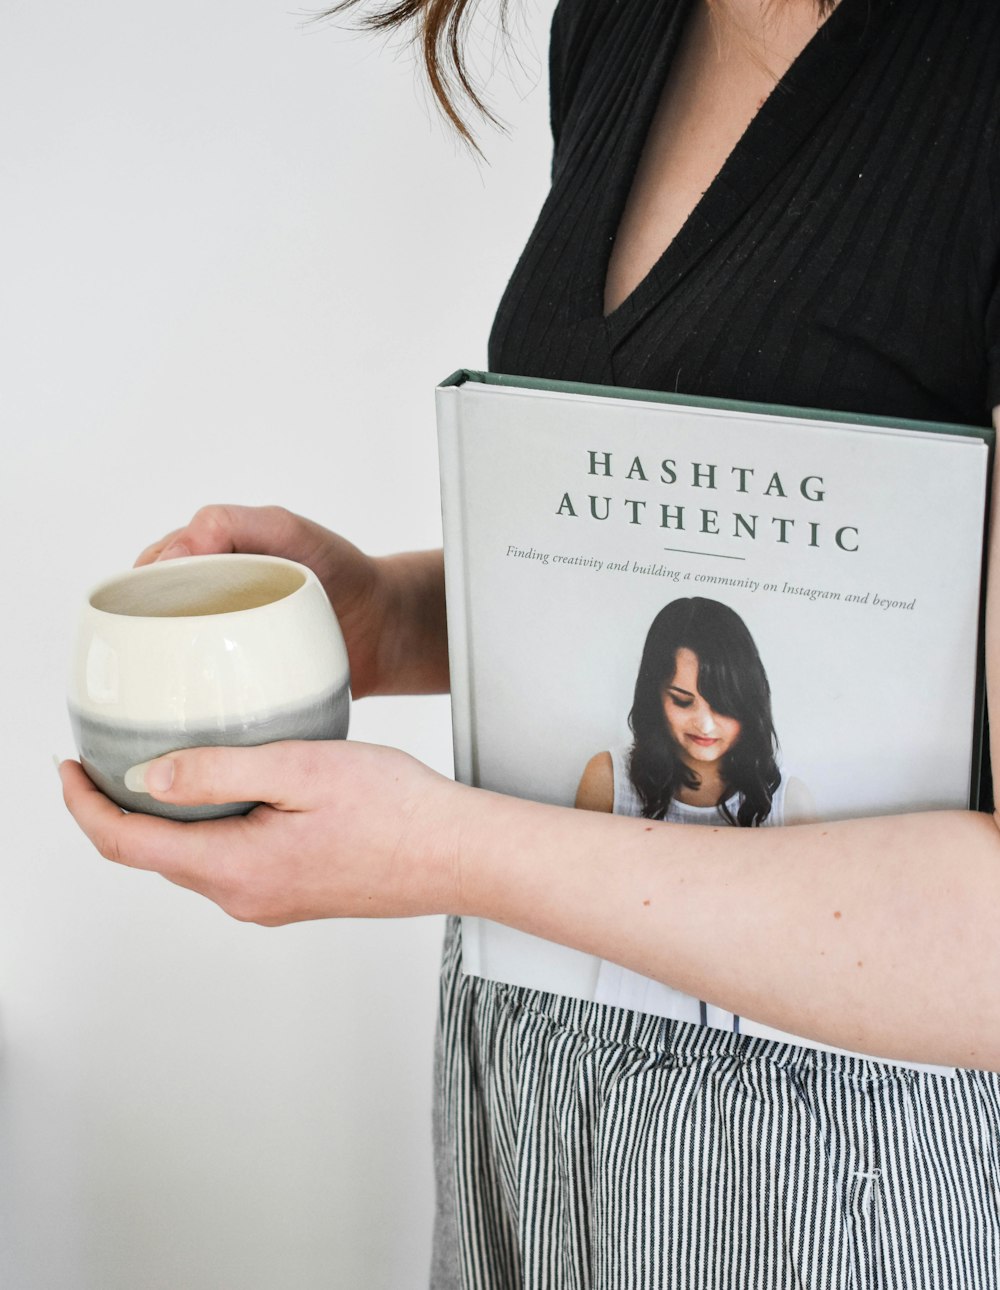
left=431, top=918, right=1000, bottom=1289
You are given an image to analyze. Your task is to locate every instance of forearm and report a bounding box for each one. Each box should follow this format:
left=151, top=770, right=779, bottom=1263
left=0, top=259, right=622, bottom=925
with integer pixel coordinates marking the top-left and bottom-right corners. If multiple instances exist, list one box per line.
left=455, top=792, right=1000, bottom=1069
left=370, top=549, right=449, bottom=696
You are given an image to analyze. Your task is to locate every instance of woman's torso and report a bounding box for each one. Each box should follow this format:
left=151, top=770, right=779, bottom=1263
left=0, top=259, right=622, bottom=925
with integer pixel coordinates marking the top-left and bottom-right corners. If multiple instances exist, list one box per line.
left=431, top=8, right=1000, bottom=1283
left=488, top=0, right=1000, bottom=424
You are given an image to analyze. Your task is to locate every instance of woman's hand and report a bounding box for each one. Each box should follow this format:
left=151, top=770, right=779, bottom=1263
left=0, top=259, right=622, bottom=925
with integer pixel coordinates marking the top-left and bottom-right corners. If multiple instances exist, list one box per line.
left=134, top=504, right=448, bottom=697
left=58, top=741, right=463, bottom=924
left=61, top=506, right=450, bottom=911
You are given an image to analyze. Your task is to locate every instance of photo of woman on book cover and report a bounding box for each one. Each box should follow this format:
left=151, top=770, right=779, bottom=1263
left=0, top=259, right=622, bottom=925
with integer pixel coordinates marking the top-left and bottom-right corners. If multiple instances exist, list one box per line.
left=574, top=596, right=815, bottom=828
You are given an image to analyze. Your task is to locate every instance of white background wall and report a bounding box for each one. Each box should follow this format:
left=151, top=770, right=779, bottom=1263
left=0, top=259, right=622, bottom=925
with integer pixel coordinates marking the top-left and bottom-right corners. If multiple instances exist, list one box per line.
left=2, top=2, right=553, bottom=1285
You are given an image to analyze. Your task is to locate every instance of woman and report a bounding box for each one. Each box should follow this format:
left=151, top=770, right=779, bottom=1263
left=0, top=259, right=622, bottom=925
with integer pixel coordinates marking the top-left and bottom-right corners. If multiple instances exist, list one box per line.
left=60, top=0, right=1000, bottom=1286
left=575, top=595, right=813, bottom=828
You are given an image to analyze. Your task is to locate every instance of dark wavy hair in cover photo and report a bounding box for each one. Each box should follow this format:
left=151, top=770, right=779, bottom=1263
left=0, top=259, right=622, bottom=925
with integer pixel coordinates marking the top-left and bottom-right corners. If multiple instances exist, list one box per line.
left=628, top=597, right=780, bottom=827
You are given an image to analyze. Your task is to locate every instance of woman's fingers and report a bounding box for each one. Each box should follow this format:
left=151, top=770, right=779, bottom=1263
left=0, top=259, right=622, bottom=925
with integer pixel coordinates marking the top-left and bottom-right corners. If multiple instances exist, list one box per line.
left=57, top=759, right=229, bottom=892
left=123, top=742, right=329, bottom=811
left=132, top=506, right=240, bottom=566
left=132, top=505, right=304, bottom=569
left=133, top=526, right=186, bottom=567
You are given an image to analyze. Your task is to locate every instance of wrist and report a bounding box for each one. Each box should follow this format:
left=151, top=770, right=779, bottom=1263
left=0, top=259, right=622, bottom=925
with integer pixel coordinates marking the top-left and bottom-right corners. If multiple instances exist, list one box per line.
left=449, top=785, right=578, bottom=925
left=449, top=783, right=508, bottom=918
left=370, top=550, right=449, bottom=696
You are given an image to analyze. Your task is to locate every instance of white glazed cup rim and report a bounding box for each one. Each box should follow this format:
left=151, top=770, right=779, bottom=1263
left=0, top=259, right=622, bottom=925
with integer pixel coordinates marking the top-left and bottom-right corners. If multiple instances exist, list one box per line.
left=84, top=553, right=317, bottom=623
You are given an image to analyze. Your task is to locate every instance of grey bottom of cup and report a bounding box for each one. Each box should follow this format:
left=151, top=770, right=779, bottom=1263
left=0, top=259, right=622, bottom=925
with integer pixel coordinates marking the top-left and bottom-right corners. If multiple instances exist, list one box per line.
left=69, top=683, right=350, bottom=822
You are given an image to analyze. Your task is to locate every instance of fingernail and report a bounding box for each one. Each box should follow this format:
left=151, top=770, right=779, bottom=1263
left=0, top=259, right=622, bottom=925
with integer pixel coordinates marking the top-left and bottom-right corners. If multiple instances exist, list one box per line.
left=53, top=754, right=63, bottom=777
left=157, top=542, right=191, bottom=562
left=125, top=758, right=175, bottom=793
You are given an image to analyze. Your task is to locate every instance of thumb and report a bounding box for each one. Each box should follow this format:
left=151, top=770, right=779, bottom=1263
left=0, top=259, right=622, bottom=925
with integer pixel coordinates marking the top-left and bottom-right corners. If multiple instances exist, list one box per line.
left=124, top=742, right=327, bottom=809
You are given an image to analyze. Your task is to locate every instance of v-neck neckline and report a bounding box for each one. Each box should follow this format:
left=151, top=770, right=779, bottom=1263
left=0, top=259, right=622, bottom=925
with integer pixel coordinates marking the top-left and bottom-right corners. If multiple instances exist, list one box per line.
left=596, top=0, right=886, bottom=341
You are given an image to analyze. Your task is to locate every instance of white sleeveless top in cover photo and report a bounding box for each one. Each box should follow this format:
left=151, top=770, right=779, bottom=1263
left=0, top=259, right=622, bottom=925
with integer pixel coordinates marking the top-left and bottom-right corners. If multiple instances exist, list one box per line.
left=593, top=745, right=787, bottom=1029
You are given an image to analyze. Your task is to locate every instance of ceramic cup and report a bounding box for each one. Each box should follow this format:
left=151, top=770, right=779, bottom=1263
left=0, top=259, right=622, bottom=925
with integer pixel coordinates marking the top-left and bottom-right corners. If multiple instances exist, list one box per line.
left=68, top=553, right=351, bottom=821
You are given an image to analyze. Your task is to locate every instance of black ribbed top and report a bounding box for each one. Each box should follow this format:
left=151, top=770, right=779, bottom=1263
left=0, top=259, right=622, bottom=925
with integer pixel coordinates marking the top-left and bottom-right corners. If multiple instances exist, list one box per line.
left=488, top=0, right=1000, bottom=426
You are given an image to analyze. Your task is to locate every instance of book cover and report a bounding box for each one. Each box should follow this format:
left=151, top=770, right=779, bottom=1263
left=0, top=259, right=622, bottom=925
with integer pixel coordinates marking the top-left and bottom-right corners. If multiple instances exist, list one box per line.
left=436, top=369, right=992, bottom=1071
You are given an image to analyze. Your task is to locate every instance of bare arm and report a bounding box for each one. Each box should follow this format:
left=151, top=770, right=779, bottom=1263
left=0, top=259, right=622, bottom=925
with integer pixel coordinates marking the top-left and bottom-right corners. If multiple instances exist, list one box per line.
left=457, top=792, right=1000, bottom=1069
left=372, top=549, right=449, bottom=695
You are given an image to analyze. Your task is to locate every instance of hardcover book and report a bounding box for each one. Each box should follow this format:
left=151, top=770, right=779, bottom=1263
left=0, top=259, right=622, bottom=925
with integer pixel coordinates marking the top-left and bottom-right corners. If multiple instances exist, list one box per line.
left=436, top=369, right=993, bottom=1071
